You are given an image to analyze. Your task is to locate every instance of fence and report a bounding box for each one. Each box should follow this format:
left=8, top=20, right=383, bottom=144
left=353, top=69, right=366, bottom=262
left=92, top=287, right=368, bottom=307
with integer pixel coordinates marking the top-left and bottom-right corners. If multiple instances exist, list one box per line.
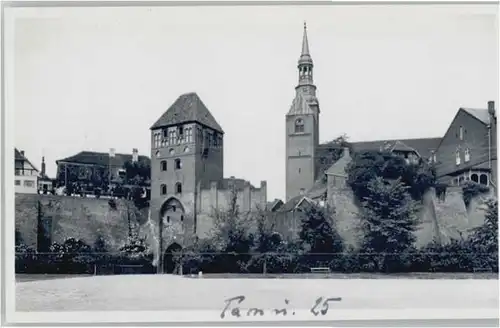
left=15, top=251, right=499, bottom=275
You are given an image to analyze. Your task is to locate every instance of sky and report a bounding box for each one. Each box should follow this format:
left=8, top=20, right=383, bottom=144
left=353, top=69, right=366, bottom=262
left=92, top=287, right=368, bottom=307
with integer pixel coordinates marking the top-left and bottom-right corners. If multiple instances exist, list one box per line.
left=9, top=4, right=499, bottom=201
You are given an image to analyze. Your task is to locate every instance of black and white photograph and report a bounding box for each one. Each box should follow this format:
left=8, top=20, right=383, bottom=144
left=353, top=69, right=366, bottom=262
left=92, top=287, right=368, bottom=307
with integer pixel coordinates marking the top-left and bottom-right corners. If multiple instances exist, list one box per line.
left=2, top=1, right=499, bottom=325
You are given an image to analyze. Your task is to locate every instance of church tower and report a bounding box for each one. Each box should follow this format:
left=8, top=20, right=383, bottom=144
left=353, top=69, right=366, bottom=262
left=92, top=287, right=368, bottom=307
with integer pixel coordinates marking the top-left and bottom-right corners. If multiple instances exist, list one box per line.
left=285, top=22, right=320, bottom=201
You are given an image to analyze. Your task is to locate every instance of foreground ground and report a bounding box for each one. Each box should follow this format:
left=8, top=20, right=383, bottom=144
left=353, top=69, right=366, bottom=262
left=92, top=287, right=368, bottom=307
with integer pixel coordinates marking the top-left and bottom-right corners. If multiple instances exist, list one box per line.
left=16, top=274, right=499, bottom=313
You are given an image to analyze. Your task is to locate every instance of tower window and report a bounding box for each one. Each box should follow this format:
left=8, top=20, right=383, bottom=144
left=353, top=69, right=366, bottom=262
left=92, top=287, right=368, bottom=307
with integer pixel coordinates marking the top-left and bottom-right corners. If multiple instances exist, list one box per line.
left=160, top=184, right=167, bottom=195
left=175, top=182, right=182, bottom=194
left=175, top=159, right=182, bottom=170
left=178, top=126, right=184, bottom=143
left=161, top=160, right=167, bottom=171
left=185, top=127, right=193, bottom=143
left=295, top=118, right=305, bottom=133
left=464, top=148, right=470, bottom=162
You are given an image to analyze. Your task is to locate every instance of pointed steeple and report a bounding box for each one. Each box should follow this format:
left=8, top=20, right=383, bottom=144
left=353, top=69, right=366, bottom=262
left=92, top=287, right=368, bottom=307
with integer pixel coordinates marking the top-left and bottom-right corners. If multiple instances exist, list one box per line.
left=300, top=21, right=312, bottom=62
left=297, top=21, right=314, bottom=88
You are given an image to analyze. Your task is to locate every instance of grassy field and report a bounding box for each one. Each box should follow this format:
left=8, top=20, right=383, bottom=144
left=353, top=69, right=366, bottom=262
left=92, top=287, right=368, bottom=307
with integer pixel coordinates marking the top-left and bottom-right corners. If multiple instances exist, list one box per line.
left=15, top=274, right=499, bottom=312
left=16, top=271, right=498, bottom=283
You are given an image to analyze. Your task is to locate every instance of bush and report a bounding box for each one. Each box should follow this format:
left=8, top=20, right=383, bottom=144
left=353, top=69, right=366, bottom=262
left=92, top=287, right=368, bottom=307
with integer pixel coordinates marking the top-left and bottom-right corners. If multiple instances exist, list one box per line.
left=462, top=182, right=490, bottom=208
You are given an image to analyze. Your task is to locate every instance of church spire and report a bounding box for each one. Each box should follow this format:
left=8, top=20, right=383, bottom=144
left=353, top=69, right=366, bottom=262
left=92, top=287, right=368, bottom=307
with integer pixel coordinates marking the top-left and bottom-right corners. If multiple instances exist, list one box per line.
left=300, top=21, right=311, bottom=60
left=297, top=21, right=314, bottom=88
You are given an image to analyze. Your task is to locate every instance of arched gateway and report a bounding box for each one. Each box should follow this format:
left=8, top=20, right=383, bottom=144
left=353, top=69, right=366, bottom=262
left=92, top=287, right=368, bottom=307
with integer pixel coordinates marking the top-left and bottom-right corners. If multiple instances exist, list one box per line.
left=163, top=242, right=182, bottom=274
left=157, top=197, right=185, bottom=274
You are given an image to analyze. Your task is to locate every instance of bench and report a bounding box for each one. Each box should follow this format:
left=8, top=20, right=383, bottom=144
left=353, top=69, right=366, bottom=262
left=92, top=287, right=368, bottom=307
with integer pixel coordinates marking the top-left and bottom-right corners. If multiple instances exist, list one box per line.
left=310, top=267, right=331, bottom=274
left=116, top=265, right=144, bottom=275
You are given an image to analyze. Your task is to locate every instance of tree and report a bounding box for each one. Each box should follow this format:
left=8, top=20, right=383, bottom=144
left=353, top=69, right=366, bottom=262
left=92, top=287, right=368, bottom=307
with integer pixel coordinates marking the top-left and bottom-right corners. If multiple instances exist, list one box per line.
left=298, top=203, right=344, bottom=269
left=317, top=134, right=351, bottom=181
left=209, top=187, right=254, bottom=272
left=123, top=160, right=151, bottom=186
left=467, top=199, right=498, bottom=271
left=347, top=150, right=436, bottom=202
left=245, top=209, right=285, bottom=273
left=358, top=177, right=419, bottom=272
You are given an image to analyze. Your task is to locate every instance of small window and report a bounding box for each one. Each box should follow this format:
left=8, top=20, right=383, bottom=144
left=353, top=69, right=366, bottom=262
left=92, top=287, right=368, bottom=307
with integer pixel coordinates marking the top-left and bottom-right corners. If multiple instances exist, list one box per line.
left=180, top=215, right=184, bottom=222
left=175, top=182, right=182, bottom=194
left=184, top=146, right=190, bottom=153
left=295, top=118, right=305, bottom=133
left=175, top=159, right=182, bottom=170
left=15, top=180, right=20, bottom=186
left=455, top=150, right=461, bottom=165
left=155, top=151, right=161, bottom=158
left=24, top=180, right=35, bottom=187
left=163, top=129, right=168, bottom=138
left=299, top=188, right=305, bottom=195
left=464, top=148, right=470, bottom=162
left=166, top=216, right=170, bottom=223
left=298, top=168, right=301, bottom=173
left=459, top=126, right=464, bottom=140
left=161, top=184, right=167, bottom=195
left=161, top=160, right=167, bottom=171
left=169, top=148, right=175, bottom=155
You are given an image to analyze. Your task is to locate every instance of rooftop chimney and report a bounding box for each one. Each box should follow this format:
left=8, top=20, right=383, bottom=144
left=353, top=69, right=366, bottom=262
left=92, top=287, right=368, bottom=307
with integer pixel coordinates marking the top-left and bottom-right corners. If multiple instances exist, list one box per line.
left=132, top=148, right=138, bottom=162
left=488, top=101, right=496, bottom=117
left=41, top=156, right=46, bottom=175
left=343, top=147, right=350, bottom=157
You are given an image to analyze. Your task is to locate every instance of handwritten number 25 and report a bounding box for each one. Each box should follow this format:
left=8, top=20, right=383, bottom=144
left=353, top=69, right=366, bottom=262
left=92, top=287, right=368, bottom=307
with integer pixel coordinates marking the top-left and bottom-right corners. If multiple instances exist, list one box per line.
left=310, top=297, right=342, bottom=316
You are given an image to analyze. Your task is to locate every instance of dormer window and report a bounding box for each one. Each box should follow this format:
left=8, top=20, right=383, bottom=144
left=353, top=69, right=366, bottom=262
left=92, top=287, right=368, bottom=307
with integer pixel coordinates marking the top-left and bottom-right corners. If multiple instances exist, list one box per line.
left=295, top=118, right=304, bottom=133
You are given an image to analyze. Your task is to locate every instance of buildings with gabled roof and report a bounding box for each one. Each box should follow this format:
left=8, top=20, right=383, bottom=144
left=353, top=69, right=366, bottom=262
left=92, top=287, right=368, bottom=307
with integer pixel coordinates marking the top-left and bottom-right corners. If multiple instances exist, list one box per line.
left=55, top=148, right=151, bottom=193
left=14, top=148, right=39, bottom=194
left=281, top=23, right=497, bottom=223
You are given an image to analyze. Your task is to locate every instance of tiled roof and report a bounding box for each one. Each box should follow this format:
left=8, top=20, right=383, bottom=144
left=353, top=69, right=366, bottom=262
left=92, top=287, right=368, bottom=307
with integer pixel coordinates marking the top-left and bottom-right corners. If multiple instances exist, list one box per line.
left=350, top=137, right=441, bottom=159
left=56, top=151, right=150, bottom=167
left=14, top=148, right=39, bottom=172
left=461, top=108, right=490, bottom=125
left=390, top=140, right=418, bottom=153
left=306, top=178, right=327, bottom=200
left=266, top=199, right=284, bottom=212
left=14, top=148, right=24, bottom=160
left=279, top=195, right=313, bottom=213
left=151, top=92, right=224, bottom=133
left=287, top=92, right=314, bottom=116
